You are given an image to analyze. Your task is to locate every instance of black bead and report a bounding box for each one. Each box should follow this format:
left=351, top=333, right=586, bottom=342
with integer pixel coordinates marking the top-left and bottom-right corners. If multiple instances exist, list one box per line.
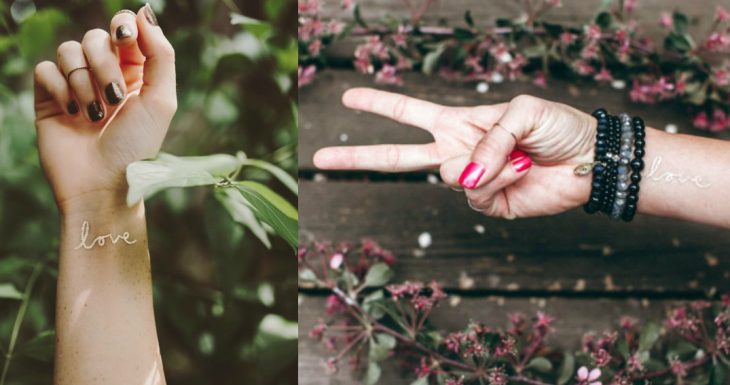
left=593, top=108, right=608, bottom=117
left=630, top=158, right=644, bottom=171
left=629, top=184, right=640, bottom=194
left=635, top=139, right=645, bottom=148
left=593, top=163, right=606, bottom=174
left=626, top=194, right=637, bottom=204
left=635, top=130, right=645, bottom=139
left=625, top=203, right=637, bottom=212
left=596, top=139, right=607, bottom=147
left=634, top=148, right=645, bottom=158
left=631, top=173, right=641, bottom=183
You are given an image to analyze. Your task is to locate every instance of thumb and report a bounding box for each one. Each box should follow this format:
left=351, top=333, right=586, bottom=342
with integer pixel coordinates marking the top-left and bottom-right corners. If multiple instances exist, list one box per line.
left=458, top=95, right=542, bottom=189
left=136, top=4, right=177, bottom=118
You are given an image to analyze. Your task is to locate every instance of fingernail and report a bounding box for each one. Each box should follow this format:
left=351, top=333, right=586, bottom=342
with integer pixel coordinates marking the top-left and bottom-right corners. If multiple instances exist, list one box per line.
left=87, top=101, right=104, bottom=122
left=511, top=156, right=532, bottom=173
left=508, top=149, right=527, bottom=161
left=67, top=101, right=79, bottom=115
left=116, top=24, right=132, bottom=40
left=143, top=3, right=158, bottom=26
left=458, top=162, right=486, bottom=189
left=105, top=82, right=124, bottom=105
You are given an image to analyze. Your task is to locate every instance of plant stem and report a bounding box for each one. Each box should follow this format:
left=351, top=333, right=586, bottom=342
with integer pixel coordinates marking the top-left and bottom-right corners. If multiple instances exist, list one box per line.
left=0, top=262, right=43, bottom=385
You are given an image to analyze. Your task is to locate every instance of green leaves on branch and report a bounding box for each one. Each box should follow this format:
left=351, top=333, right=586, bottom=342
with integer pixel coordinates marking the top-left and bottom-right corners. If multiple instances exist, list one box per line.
left=127, top=152, right=297, bottom=249
left=0, top=283, right=22, bottom=300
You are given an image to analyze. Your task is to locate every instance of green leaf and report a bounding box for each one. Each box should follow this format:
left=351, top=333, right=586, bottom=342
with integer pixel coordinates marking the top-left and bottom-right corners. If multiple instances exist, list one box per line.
left=0, top=283, right=23, bottom=299
left=363, top=263, right=393, bottom=287
left=664, top=32, right=692, bottom=53
left=354, top=4, right=368, bottom=28
left=557, top=352, right=575, bottom=385
left=711, top=360, right=726, bottom=385
left=422, top=43, right=446, bottom=75
left=595, top=11, right=612, bottom=29
left=526, top=357, right=553, bottom=373
left=453, top=27, right=475, bottom=41
left=410, top=376, right=429, bottom=385
left=363, top=290, right=386, bottom=319
left=232, top=181, right=297, bottom=248
left=240, top=156, right=298, bottom=195
left=638, top=322, right=661, bottom=352
left=298, top=268, right=317, bottom=282
left=369, top=333, right=397, bottom=362
left=366, top=362, right=381, bottom=385
left=216, top=188, right=271, bottom=248
left=464, top=10, right=474, bottom=27
left=230, top=13, right=272, bottom=39
left=126, top=153, right=241, bottom=206
left=19, top=330, right=55, bottom=362
left=672, top=12, right=689, bottom=35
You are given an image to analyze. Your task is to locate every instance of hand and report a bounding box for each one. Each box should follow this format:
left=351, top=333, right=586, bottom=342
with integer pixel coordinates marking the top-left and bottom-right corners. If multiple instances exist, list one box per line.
left=313, top=89, right=597, bottom=218
left=33, top=5, right=176, bottom=215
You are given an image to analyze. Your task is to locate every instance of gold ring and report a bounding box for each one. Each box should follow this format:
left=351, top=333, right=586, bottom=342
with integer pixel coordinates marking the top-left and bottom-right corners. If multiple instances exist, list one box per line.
left=495, top=122, right=518, bottom=142
left=66, top=66, right=89, bottom=80
left=114, top=9, right=137, bottom=17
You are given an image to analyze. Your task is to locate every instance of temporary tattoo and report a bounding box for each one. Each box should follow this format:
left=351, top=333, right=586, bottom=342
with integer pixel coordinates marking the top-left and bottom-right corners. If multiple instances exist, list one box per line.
left=646, top=156, right=711, bottom=189
left=74, top=221, right=137, bottom=250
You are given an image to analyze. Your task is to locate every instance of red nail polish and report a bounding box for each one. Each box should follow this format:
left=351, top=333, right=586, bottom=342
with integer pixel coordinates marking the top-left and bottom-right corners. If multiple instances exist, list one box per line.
left=459, top=162, right=486, bottom=189
left=509, top=149, right=527, bottom=160
left=512, top=156, right=532, bottom=173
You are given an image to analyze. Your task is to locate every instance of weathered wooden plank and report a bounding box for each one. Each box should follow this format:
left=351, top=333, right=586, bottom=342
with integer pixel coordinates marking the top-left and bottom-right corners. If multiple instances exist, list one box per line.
left=299, top=180, right=730, bottom=293
left=299, top=70, right=723, bottom=171
left=318, top=0, right=716, bottom=37
left=298, top=295, right=688, bottom=385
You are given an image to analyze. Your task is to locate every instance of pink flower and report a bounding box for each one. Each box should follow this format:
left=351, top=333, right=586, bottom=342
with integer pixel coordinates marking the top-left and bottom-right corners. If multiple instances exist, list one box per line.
left=308, top=39, right=323, bottom=56
left=341, top=0, right=354, bottom=10
left=309, top=321, right=326, bottom=340
left=710, top=109, right=728, bottom=132
left=487, top=367, right=508, bottom=385
left=581, top=43, right=599, bottom=59
left=577, top=366, right=602, bottom=385
left=560, top=32, right=577, bottom=45
left=375, top=65, right=404, bottom=86
left=706, top=32, right=730, bottom=51
left=716, top=6, right=730, bottom=22
left=445, top=377, right=464, bottom=385
left=585, top=23, right=602, bottom=41
left=534, top=311, right=555, bottom=334
left=393, top=25, right=408, bottom=47
left=298, top=0, right=320, bottom=15
left=670, top=357, right=688, bottom=377
left=692, top=112, right=708, bottom=129
left=327, top=20, right=345, bottom=34
left=624, top=0, right=637, bottom=13
left=325, top=294, right=345, bottom=314
left=573, top=60, right=595, bottom=75
left=533, top=71, right=547, bottom=88
left=298, top=65, right=317, bottom=87
left=329, top=252, right=344, bottom=269
left=465, top=55, right=484, bottom=73
left=660, top=12, right=673, bottom=29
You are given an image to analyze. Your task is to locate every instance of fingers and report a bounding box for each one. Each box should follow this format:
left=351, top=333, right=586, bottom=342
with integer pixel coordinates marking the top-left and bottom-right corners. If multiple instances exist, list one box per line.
left=442, top=150, right=533, bottom=218
left=110, top=9, right=144, bottom=87
left=135, top=4, right=177, bottom=118
left=82, top=29, right=126, bottom=106
left=342, top=88, right=448, bottom=132
left=34, top=61, right=77, bottom=119
left=57, top=41, right=105, bottom=122
left=313, top=143, right=438, bottom=172
left=457, top=95, right=543, bottom=189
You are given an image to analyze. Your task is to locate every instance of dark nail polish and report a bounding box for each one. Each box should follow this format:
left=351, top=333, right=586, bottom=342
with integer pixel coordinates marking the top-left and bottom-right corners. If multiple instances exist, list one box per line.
left=67, top=101, right=79, bottom=115
left=143, top=4, right=158, bottom=26
left=105, top=82, right=124, bottom=105
left=116, top=24, right=132, bottom=40
left=88, top=101, right=104, bottom=122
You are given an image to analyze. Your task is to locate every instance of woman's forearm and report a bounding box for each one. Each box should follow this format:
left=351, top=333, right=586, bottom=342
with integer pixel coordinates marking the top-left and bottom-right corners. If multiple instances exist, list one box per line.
left=54, top=196, right=165, bottom=385
left=637, top=127, right=730, bottom=228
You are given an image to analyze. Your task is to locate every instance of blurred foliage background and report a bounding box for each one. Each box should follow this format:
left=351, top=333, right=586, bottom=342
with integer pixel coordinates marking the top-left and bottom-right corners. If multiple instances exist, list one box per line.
left=0, top=0, right=297, bottom=384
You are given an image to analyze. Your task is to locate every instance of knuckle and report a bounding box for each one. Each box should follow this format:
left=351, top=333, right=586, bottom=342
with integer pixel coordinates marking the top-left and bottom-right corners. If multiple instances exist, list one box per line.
left=384, top=144, right=400, bottom=169
left=157, top=42, right=176, bottom=60
left=391, top=96, right=408, bottom=121
left=57, top=40, right=81, bottom=56
left=510, top=94, right=543, bottom=114
left=82, top=28, right=109, bottom=45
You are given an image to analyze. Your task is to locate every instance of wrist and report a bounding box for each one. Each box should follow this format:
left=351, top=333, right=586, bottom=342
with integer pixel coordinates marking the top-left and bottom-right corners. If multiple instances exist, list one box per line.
left=58, top=189, right=134, bottom=218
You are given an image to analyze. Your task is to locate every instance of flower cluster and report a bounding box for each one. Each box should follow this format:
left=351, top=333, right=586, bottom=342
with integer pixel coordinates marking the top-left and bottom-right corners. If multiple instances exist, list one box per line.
left=300, top=240, right=730, bottom=385
left=298, top=0, right=730, bottom=131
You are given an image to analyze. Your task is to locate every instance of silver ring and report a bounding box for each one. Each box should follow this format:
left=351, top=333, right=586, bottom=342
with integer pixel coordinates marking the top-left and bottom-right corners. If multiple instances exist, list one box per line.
left=495, top=122, right=518, bottom=142
left=467, top=199, right=484, bottom=213
left=65, top=66, right=89, bottom=80
left=114, top=9, right=137, bottom=17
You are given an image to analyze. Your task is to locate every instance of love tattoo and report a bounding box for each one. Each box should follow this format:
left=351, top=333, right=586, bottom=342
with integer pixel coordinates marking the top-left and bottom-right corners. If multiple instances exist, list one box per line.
left=74, top=221, right=137, bottom=250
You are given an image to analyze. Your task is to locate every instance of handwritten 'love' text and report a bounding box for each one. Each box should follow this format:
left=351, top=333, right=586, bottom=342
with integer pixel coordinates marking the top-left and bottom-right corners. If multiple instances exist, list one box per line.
left=74, top=221, right=137, bottom=250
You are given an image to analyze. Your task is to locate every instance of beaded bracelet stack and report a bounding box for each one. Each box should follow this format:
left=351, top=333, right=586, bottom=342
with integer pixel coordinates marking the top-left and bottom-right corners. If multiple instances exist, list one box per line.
left=581, top=108, right=645, bottom=222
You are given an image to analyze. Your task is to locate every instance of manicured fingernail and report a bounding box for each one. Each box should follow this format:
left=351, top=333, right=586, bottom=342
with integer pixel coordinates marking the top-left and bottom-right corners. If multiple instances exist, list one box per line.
left=116, top=24, right=132, bottom=40
left=511, top=156, right=532, bottom=173
left=143, top=3, right=158, bottom=26
left=105, top=81, right=124, bottom=105
left=509, top=149, right=527, bottom=161
left=87, top=101, right=104, bottom=122
left=67, top=101, right=79, bottom=115
left=458, top=161, right=486, bottom=189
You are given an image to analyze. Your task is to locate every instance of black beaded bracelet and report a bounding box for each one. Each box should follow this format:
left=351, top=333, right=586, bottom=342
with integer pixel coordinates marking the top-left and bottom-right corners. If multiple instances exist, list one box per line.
left=581, top=109, right=645, bottom=222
